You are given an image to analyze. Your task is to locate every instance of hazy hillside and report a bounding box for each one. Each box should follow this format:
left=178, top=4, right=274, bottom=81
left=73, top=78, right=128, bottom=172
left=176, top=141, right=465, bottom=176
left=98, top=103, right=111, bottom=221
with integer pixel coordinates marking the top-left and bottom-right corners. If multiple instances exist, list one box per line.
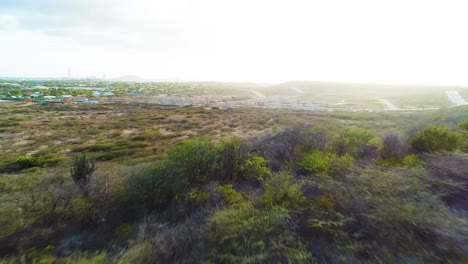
left=255, top=81, right=465, bottom=108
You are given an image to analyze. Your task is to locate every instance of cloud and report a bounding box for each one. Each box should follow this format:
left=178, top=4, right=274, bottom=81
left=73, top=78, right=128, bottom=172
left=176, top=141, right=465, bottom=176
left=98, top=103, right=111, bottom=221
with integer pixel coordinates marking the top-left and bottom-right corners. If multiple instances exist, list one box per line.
left=0, top=14, right=20, bottom=30
left=0, top=0, right=203, bottom=50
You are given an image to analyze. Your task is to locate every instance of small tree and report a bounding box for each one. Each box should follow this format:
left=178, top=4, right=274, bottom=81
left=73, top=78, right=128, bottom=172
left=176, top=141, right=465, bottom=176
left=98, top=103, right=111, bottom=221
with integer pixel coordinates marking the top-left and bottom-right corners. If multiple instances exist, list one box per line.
left=71, top=153, right=95, bottom=195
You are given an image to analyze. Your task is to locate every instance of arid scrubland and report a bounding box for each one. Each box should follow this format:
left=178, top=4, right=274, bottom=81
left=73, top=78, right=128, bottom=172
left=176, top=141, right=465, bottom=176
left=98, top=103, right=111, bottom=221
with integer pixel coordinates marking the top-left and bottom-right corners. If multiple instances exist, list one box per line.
left=1, top=102, right=467, bottom=263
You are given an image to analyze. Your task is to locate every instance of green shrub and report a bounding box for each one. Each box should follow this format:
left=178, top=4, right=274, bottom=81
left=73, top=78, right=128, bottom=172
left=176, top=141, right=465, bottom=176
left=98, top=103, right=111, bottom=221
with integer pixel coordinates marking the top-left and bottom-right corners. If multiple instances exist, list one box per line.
left=300, top=150, right=353, bottom=176
left=342, top=128, right=375, bottom=155
left=411, top=126, right=463, bottom=152
left=162, top=137, right=218, bottom=191
left=14, top=155, right=66, bottom=170
left=300, top=151, right=332, bottom=174
left=261, top=172, right=305, bottom=209
left=239, top=155, right=271, bottom=181
left=457, top=120, right=468, bottom=130
left=187, top=188, right=210, bottom=206
left=458, top=120, right=468, bottom=151
left=16, top=156, right=37, bottom=169
left=400, top=154, right=423, bottom=167
left=214, top=137, right=241, bottom=182
left=40, top=155, right=66, bottom=166
left=125, top=137, right=219, bottom=209
left=71, top=153, right=95, bottom=194
left=376, top=154, right=423, bottom=168
left=218, top=184, right=245, bottom=207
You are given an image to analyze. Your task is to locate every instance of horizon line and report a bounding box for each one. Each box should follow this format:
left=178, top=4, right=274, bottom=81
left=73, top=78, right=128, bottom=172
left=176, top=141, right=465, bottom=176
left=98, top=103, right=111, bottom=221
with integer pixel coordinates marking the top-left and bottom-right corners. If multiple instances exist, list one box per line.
left=1, top=76, right=468, bottom=88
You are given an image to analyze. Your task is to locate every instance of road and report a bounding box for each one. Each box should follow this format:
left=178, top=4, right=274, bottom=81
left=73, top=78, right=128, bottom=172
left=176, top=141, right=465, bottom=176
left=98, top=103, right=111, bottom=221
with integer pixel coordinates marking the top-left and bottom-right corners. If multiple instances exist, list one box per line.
left=289, top=87, right=304, bottom=94
left=250, top=90, right=266, bottom=99
left=446, top=91, right=468, bottom=106
left=377, top=99, right=399, bottom=110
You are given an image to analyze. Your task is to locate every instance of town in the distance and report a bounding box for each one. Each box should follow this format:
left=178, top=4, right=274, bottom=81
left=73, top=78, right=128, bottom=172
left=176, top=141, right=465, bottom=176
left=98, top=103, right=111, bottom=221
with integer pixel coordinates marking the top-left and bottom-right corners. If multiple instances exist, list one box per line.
left=1, top=78, right=467, bottom=111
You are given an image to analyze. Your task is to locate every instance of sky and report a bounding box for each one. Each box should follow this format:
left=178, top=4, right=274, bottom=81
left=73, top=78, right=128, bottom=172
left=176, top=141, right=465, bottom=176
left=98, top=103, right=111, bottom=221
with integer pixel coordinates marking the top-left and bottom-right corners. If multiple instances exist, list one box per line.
left=0, top=0, right=467, bottom=85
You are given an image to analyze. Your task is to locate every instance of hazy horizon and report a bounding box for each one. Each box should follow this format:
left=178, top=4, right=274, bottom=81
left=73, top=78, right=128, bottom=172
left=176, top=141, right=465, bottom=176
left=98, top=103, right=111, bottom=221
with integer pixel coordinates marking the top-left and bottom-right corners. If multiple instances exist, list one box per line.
left=1, top=0, right=468, bottom=85
left=2, top=77, right=468, bottom=88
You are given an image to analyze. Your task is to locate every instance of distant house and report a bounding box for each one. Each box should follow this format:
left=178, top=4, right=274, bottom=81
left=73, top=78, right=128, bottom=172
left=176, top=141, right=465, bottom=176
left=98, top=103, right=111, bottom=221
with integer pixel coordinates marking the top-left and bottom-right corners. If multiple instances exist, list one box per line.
left=34, top=85, right=49, bottom=90
left=92, top=91, right=101, bottom=97
left=130, top=90, right=139, bottom=95
left=61, top=95, right=73, bottom=98
left=103, top=92, right=115, bottom=96
left=73, top=96, right=89, bottom=102
left=84, top=100, right=100, bottom=104
left=43, top=96, right=57, bottom=99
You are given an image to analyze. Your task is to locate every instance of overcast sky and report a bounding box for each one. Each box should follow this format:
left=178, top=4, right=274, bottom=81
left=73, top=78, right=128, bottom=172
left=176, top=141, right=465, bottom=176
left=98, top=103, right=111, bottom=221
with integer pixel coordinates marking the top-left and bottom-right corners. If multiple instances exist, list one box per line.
left=0, top=0, right=467, bottom=84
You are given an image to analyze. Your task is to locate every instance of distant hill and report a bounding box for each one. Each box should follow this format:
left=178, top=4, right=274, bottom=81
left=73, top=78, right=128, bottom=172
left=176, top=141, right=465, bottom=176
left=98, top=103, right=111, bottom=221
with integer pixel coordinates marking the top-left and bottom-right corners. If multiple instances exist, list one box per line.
left=272, top=81, right=464, bottom=92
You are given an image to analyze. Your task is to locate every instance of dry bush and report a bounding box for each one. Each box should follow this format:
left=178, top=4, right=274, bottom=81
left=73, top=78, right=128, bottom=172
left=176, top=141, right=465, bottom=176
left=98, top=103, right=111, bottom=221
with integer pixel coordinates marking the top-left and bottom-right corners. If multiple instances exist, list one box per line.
left=380, top=133, right=410, bottom=159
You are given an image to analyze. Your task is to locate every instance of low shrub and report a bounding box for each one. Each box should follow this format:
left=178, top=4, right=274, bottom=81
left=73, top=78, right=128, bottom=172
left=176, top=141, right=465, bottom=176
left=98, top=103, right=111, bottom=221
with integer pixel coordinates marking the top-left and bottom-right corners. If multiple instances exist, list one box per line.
left=341, top=128, right=375, bottom=156
left=457, top=120, right=468, bottom=130
left=300, top=150, right=353, bottom=176
left=411, top=126, right=463, bottom=153
left=376, top=154, right=423, bottom=168
left=261, top=172, right=305, bottom=209
left=14, top=155, right=66, bottom=170
left=239, top=155, right=271, bottom=181
left=205, top=204, right=314, bottom=263
left=400, top=154, right=423, bottom=167
left=218, top=184, right=245, bottom=207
